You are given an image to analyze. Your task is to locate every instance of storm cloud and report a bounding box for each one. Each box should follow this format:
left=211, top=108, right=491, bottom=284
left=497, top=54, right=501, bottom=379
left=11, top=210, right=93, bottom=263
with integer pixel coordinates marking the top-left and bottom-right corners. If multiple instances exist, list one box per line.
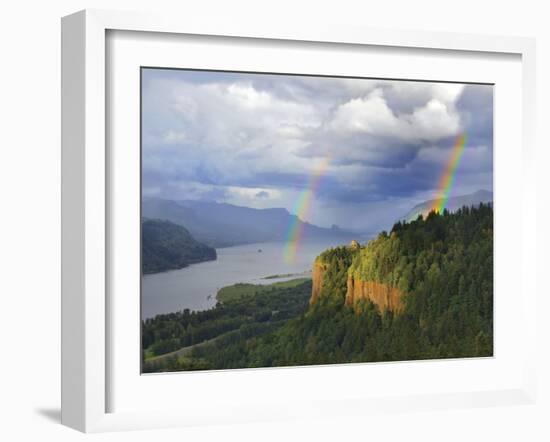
left=142, top=69, right=493, bottom=232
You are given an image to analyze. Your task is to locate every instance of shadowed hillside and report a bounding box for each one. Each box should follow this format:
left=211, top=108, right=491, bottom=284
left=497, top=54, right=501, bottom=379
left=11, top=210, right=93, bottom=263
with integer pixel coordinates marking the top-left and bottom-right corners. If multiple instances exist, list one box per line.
left=142, top=218, right=217, bottom=274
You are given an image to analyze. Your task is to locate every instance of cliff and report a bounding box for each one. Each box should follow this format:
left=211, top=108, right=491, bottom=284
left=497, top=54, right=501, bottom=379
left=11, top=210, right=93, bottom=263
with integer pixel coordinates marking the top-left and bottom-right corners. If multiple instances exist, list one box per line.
left=345, top=277, right=404, bottom=313
left=309, top=240, right=405, bottom=314
left=310, top=260, right=328, bottom=306
left=310, top=258, right=405, bottom=313
left=309, top=241, right=360, bottom=307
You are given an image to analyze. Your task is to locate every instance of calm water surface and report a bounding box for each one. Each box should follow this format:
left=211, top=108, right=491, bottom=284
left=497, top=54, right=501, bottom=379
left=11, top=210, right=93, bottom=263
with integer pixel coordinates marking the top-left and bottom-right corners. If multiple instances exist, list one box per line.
left=141, top=239, right=347, bottom=319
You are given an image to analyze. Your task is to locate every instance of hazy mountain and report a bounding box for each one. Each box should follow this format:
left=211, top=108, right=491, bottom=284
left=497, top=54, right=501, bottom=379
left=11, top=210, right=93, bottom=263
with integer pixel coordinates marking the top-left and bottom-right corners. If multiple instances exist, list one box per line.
left=142, top=218, right=216, bottom=274
left=399, top=190, right=493, bottom=223
left=142, top=198, right=354, bottom=248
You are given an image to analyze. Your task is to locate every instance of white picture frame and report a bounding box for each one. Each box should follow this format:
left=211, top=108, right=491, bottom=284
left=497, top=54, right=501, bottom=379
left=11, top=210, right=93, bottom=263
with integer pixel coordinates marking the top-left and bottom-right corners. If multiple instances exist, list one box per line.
left=61, top=9, right=538, bottom=433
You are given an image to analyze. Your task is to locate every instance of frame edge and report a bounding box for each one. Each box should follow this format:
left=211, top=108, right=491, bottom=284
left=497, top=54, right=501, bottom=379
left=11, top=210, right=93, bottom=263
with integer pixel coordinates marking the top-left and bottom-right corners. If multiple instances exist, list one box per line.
left=61, top=8, right=538, bottom=432
left=61, top=9, right=107, bottom=433
left=61, top=9, right=87, bottom=432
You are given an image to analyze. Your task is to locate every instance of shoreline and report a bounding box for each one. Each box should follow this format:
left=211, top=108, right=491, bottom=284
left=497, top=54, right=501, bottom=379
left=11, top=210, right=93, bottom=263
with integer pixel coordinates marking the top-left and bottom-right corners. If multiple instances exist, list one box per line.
left=143, top=276, right=312, bottom=321
left=142, top=239, right=345, bottom=319
left=142, top=255, right=217, bottom=276
left=215, top=277, right=311, bottom=304
left=261, top=270, right=311, bottom=280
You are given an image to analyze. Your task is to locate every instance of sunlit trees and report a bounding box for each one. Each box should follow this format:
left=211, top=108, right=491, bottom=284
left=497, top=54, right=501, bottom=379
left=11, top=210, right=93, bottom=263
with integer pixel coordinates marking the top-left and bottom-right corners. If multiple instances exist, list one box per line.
left=144, top=204, right=493, bottom=372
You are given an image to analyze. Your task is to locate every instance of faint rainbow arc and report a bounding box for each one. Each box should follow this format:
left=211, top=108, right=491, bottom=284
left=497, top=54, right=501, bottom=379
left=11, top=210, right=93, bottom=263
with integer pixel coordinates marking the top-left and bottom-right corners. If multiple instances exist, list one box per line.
left=431, top=133, right=468, bottom=214
left=283, top=158, right=330, bottom=264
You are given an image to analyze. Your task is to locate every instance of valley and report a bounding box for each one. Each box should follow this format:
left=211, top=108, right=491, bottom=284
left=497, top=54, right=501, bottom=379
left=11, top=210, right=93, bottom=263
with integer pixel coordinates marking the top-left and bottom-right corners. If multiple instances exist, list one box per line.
left=142, top=203, right=493, bottom=372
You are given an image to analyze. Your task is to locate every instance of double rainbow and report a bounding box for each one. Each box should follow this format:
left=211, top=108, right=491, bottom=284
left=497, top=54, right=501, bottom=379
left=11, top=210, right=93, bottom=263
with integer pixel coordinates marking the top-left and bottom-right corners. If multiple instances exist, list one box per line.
left=283, top=158, right=330, bottom=264
left=430, top=133, right=468, bottom=214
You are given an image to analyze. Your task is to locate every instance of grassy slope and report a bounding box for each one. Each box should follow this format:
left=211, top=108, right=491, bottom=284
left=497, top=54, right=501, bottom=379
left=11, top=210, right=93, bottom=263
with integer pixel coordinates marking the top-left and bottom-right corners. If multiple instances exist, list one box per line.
left=216, top=278, right=309, bottom=303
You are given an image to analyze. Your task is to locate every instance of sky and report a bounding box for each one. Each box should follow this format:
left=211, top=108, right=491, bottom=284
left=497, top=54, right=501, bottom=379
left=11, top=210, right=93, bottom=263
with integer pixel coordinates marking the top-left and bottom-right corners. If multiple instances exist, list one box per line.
left=141, top=68, right=493, bottom=233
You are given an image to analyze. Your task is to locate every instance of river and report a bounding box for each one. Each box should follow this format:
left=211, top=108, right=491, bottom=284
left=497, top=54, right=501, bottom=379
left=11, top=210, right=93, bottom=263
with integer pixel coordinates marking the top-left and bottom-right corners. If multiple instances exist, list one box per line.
left=141, top=239, right=349, bottom=319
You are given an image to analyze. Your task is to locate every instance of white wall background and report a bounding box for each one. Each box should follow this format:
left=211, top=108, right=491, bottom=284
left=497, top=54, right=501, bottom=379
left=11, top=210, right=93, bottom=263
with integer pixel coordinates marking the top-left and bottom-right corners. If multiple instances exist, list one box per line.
left=0, top=1, right=547, bottom=441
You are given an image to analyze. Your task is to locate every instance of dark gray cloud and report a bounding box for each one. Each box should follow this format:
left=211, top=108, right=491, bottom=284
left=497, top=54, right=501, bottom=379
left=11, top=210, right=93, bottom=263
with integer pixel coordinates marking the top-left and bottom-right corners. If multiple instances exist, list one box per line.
left=255, top=190, right=270, bottom=199
left=142, top=68, right=493, bottom=231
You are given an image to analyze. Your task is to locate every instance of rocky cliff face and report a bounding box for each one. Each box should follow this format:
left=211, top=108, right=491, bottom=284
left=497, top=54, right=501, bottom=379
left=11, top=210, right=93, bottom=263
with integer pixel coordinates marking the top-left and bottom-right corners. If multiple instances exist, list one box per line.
left=310, top=260, right=328, bottom=306
left=310, top=258, right=404, bottom=314
left=345, top=277, right=404, bottom=313
left=309, top=240, right=404, bottom=314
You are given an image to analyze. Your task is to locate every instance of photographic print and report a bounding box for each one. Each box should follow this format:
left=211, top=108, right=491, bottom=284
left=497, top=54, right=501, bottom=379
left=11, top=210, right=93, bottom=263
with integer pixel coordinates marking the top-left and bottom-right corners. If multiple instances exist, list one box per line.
left=140, top=68, right=493, bottom=373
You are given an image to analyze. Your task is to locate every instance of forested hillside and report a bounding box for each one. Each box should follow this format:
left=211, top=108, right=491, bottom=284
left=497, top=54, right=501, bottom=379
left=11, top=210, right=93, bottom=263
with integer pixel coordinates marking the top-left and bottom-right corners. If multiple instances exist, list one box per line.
left=400, top=189, right=493, bottom=222
left=142, top=218, right=217, bottom=274
left=142, top=204, right=493, bottom=371
left=142, top=279, right=311, bottom=372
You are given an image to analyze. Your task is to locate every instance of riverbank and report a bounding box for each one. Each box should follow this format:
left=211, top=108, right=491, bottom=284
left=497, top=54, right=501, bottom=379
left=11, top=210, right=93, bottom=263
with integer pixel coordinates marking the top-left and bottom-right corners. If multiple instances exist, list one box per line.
left=142, top=239, right=345, bottom=318
left=142, top=277, right=312, bottom=372
left=216, top=278, right=309, bottom=303
left=261, top=271, right=311, bottom=280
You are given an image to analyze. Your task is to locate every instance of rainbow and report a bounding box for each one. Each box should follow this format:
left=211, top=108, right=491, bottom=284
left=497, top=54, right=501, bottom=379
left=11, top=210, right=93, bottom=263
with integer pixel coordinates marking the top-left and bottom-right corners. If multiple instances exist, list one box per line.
left=283, top=158, right=330, bottom=264
left=430, top=133, right=468, bottom=214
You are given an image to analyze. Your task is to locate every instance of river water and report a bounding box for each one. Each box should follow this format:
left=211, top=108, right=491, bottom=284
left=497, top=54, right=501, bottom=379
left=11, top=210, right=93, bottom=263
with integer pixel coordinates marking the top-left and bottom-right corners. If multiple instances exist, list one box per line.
left=141, top=239, right=348, bottom=319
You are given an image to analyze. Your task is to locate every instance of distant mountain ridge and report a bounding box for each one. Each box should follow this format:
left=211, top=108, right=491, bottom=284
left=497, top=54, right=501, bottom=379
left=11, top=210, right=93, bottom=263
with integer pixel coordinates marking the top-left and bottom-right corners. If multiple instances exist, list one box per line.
left=399, top=190, right=493, bottom=223
left=142, top=198, right=354, bottom=248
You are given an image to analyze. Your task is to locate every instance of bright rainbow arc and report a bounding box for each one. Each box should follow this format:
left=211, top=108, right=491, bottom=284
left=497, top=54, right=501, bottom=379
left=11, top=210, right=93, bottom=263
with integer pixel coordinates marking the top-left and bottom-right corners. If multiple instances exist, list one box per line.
left=430, top=133, right=468, bottom=214
left=284, top=158, right=330, bottom=264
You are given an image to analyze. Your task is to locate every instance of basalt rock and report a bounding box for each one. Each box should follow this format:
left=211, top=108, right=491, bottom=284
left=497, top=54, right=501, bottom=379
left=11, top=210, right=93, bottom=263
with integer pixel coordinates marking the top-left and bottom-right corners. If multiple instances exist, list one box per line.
left=345, top=277, right=404, bottom=313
